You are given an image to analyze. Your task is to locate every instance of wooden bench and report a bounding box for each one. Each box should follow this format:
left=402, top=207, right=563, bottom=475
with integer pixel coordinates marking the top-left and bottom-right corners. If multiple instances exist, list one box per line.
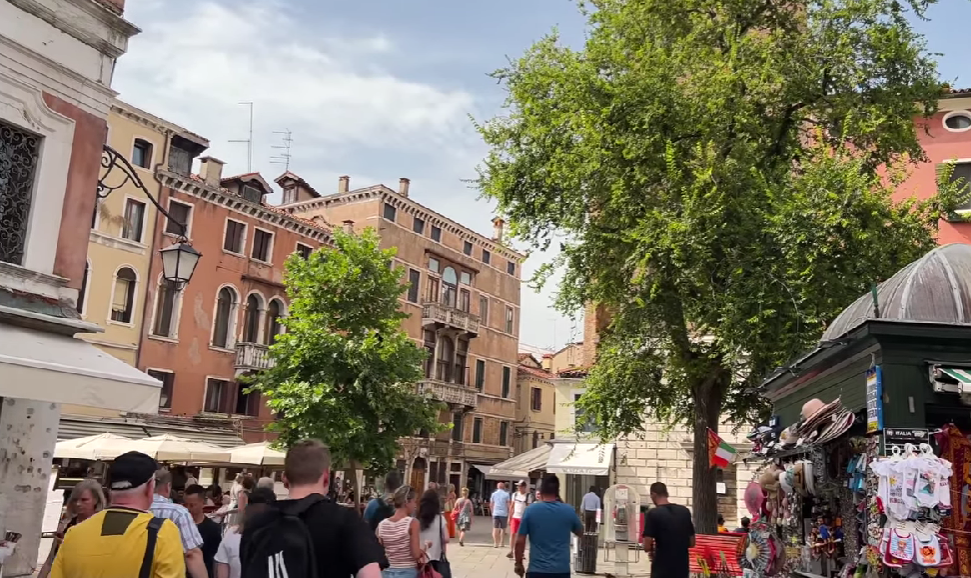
left=688, top=533, right=745, bottom=577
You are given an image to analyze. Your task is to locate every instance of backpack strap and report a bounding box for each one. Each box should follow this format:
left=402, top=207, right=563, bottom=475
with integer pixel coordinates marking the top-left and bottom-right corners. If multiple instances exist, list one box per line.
left=139, top=517, right=165, bottom=578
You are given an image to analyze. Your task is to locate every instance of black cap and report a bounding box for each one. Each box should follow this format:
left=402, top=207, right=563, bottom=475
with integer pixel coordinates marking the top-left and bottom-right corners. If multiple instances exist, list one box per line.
left=109, top=451, right=158, bottom=490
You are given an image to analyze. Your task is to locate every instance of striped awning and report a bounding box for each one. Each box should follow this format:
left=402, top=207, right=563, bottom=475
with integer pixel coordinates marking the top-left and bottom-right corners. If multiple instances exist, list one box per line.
left=940, top=367, right=971, bottom=384
left=58, top=414, right=244, bottom=448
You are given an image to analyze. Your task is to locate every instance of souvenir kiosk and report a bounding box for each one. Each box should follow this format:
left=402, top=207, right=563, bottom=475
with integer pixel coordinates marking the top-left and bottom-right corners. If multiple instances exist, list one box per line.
left=757, top=243, right=971, bottom=578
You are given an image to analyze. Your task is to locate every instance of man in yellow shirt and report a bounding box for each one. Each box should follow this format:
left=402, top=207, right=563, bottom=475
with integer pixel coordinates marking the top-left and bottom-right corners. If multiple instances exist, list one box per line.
left=52, top=451, right=186, bottom=578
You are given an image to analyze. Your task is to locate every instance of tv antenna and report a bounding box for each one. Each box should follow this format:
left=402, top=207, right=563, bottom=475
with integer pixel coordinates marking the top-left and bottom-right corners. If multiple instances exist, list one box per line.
left=229, top=102, right=254, bottom=172
left=270, top=129, right=293, bottom=171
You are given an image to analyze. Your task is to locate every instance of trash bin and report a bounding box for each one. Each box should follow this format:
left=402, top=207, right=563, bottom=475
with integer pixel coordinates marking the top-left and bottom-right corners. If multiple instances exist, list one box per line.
left=576, top=532, right=599, bottom=574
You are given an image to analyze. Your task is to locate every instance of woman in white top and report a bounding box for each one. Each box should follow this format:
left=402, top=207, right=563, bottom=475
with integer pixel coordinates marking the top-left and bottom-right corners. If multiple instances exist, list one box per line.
left=417, top=489, right=449, bottom=576
left=214, top=487, right=277, bottom=578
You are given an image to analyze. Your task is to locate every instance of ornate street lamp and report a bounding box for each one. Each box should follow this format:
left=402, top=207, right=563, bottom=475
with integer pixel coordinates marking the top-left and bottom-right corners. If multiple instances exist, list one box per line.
left=97, top=144, right=203, bottom=285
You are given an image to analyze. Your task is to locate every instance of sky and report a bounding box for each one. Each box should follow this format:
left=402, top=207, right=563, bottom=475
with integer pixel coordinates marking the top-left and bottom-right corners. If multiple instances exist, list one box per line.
left=112, top=0, right=971, bottom=354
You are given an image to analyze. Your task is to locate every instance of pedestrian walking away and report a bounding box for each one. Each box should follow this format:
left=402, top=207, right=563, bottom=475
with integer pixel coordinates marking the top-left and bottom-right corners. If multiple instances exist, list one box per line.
left=641, top=482, right=695, bottom=578
left=513, top=474, right=583, bottom=578
left=151, top=468, right=208, bottom=578
left=507, top=480, right=533, bottom=558
left=240, top=439, right=386, bottom=578
left=417, top=489, right=451, bottom=578
left=365, top=471, right=402, bottom=532
left=375, top=486, right=427, bottom=578
left=581, top=486, right=601, bottom=533
left=452, top=488, right=474, bottom=546
left=214, top=487, right=276, bottom=578
left=490, top=482, right=511, bottom=548
left=49, top=451, right=185, bottom=578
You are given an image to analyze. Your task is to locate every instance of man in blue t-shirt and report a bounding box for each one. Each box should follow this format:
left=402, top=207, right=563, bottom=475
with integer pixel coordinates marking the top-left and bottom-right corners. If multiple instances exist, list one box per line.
left=514, top=474, right=583, bottom=578
left=490, top=482, right=512, bottom=547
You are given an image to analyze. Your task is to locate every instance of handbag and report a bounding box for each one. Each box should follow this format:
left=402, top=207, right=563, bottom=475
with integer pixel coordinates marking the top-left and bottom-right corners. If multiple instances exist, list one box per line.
left=432, top=516, right=453, bottom=578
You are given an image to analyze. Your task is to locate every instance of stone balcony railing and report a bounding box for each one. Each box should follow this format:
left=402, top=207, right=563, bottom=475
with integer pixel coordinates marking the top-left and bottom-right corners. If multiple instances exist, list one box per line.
left=417, top=379, right=478, bottom=408
left=234, top=342, right=274, bottom=375
left=421, top=301, right=480, bottom=335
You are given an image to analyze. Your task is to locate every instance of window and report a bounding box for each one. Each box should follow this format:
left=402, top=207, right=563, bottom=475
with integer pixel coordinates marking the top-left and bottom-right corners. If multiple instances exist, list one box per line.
left=224, top=220, right=246, bottom=253
left=475, top=359, right=485, bottom=391
left=167, top=144, right=192, bottom=175
left=265, top=299, right=284, bottom=344
left=507, top=261, right=516, bottom=275
left=383, top=203, right=397, bottom=221
left=132, top=138, right=152, bottom=169
left=944, top=162, right=971, bottom=211
left=456, top=339, right=468, bottom=386
left=531, top=387, right=542, bottom=411
left=459, top=288, right=470, bottom=312
left=532, top=431, right=540, bottom=449
left=441, top=267, right=457, bottom=307
left=0, top=119, right=40, bottom=265
left=479, top=296, right=489, bottom=325
left=241, top=185, right=263, bottom=204
left=110, top=267, right=137, bottom=324
left=122, top=198, right=146, bottom=242
left=428, top=258, right=440, bottom=273
left=500, top=422, right=509, bottom=446
left=77, top=262, right=89, bottom=315
left=204, top=378, right=229, bottom=413
left=452, top=413, right=464, bottom=442
left=945, top=112, right=971, bottom=132
left=164, top=201, right=191, bottom=236
left=152, top=279, right=180, bottom=338
left=460, top=271, right=471, bottom=285
left=437, top=336, right=455, bottom=382
left=505, top=306, right=515, bottom=334
left=147, top=370, right=174, bottom=410
left=407, top=269, right=420, bottom=303
left=235, top=382, right=259, bottom=416
left=501, top=366, right=511, bottom=398
left=413, top=217, right=425, bottom=234
left=296, top=243, right=313, bottom=259
left=431, top=225, right=441, bottom=242
left=575, top=393, right=595, bottom=433
left=243, top=294, right=263, bottom=343
left=423, top=330, right=436, bottom=378
left=252, top=229, right=273, bottom=262
left=463, top=241, right=472, bottom=255
left=472, top=418, right=483, bottom=443
left=482, top=249, right=491, bottom=264
left=212, top=287, right=238, bottom=348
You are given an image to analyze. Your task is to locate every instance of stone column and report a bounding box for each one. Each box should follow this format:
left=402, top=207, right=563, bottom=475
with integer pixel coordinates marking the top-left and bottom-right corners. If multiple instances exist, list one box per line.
left=0, top=398, right=61, bottom=576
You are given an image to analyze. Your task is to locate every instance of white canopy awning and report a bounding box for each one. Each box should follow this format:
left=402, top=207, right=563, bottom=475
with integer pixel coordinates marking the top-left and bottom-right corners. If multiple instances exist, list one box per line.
left=485, top=445, right=552, bottom=480
left=469, top=463, right=493, bottom=475
left=0, top=324, right=161, bottom=413
left=545, top=442, right=615, bottom=476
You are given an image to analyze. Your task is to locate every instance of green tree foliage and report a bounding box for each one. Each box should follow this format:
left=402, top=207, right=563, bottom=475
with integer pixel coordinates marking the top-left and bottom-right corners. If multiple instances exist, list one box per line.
left=250, top=228, right=442, bottom=474
left=476, top=0, right=963, bottom=530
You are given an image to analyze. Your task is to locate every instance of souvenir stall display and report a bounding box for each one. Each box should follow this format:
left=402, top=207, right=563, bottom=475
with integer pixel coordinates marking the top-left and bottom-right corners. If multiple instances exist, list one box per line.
left=741, top=397, right=864, bottom=578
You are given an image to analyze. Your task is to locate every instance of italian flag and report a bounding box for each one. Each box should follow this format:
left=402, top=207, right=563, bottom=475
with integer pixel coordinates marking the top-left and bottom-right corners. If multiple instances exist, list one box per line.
left=708, top=428, right=737, bottom=469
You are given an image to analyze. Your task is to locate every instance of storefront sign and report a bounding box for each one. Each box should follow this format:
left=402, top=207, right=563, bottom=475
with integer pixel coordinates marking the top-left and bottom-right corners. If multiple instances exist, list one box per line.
left=884, top=428, right=929, bottom=444
left=866, top=366, right=883, bottom=434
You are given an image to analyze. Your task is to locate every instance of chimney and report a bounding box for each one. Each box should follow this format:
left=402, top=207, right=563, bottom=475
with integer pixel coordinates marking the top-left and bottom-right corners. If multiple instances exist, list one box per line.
left=398, top=178, right=410, bottom=197
left=338, top=175, right=350, bottom=194
left=199, top=157, right=225, bottom=187
left=342, top=220, right=354, bottom=234
left=492, top=217, right=505, bottom=241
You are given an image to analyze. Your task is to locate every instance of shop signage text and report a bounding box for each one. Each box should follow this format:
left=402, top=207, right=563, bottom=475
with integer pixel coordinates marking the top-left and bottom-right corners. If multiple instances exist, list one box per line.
left=866, top=366, right=883, bottom=434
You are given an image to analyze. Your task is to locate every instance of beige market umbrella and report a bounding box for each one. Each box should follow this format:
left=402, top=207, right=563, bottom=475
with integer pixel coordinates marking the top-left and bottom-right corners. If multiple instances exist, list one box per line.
left=129, top=434, right=232, bottom=462
left=228, top=442, right=286, bottom=466
left=54, top=433, right=135, bottom=460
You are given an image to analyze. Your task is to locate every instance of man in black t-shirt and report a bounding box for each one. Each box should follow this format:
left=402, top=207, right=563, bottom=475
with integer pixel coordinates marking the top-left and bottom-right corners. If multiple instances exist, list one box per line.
left=641, top=482, right=695, bottom=578
left=184, top=484, right=223, bottom=576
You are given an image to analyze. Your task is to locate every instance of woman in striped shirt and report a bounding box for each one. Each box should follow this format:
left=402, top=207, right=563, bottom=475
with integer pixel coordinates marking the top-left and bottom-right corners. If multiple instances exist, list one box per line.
left=376, top=485, right=427, bottom=578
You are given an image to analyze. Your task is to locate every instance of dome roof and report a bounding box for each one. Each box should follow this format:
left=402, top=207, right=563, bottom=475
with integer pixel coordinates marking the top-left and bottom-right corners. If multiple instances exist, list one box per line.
left=821, top=243, right=971, bottom=342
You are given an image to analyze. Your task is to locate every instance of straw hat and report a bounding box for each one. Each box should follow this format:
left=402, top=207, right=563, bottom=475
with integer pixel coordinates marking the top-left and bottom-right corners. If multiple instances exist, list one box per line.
left=801, top=399, right=825, bottom=421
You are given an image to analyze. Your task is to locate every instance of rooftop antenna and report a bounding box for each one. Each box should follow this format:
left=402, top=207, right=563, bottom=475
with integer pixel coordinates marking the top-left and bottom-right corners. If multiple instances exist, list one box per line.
left=269, top=129, right=293, bottom=171
left=229, top=102, right=254, bottom=172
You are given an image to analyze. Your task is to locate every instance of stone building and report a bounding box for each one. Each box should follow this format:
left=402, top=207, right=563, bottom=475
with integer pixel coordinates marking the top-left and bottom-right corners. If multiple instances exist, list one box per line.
left=280, top=175, right=524, bottom=494
left=514, top=354, right=556, bottom=454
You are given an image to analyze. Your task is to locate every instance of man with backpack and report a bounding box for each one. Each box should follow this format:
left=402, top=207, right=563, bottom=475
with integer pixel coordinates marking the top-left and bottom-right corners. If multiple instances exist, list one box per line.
left=364, top=471, right=401, bottom=531
left=240, top=439, right=385, bottom=578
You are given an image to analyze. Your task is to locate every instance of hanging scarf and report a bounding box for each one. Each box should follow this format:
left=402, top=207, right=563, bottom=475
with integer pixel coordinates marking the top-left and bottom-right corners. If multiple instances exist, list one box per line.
left=936, top=424, right=971, bottom=577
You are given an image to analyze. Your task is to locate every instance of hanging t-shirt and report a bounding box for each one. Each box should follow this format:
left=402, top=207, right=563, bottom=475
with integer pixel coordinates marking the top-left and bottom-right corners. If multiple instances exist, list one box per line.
left=870, top=459, right=909, bottom=520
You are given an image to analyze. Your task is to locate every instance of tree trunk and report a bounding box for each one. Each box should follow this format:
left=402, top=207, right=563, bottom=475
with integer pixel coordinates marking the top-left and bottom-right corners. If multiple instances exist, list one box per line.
left=690, top=373, right=725, bottom=534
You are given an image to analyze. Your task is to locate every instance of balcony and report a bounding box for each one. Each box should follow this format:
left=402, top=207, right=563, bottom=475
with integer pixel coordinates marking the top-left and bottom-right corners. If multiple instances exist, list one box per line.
left=417, top=379, right=478, bottom=409
left=421, top=301, right=480, bottom=336
left=234, top=342, right=274, bottom=375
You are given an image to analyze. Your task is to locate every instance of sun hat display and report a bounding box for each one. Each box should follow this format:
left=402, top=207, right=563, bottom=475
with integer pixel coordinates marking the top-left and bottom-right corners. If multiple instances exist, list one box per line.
left=745, top=481, right=765, bottom=516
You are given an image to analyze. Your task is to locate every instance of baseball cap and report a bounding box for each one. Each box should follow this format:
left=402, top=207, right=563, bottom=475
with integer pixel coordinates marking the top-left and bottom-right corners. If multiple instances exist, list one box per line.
left=518, top=480, right=528, bottom=486
left=109, top=451, right=158, bottom=490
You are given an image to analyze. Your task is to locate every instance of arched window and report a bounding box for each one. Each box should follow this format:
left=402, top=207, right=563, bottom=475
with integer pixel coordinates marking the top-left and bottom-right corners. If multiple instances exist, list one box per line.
left=264, top=299, right=284, bottom=344
left=441, top=266, right=457, bottom=307
left=437, top=336, right=455, bottom=382
left=110, top=267, right=137, bottom=323
left=243, top=293, right=263, bottom=343
left=212, top=287, right=238, bottom=348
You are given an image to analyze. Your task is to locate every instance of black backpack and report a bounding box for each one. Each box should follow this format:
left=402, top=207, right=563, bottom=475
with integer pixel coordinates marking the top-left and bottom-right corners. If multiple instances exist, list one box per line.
left=241, top=495, right=322, bottom=578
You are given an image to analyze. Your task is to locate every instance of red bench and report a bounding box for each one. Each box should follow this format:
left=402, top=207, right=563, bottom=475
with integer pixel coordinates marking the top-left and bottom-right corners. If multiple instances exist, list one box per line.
left=688, top=533, right=745, bottom=577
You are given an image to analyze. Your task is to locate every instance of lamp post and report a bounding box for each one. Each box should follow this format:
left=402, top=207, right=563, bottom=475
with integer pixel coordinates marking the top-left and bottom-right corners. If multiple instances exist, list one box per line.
left=98, top=144, right=202, bottom=284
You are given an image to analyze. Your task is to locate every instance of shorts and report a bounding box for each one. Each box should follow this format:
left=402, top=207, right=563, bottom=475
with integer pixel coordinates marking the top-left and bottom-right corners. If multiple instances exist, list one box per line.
left=511, top=517, right=522, bottom=535
left=493, top=516, right=508, bottom=529
left=382, top=568, right=418, bottom=578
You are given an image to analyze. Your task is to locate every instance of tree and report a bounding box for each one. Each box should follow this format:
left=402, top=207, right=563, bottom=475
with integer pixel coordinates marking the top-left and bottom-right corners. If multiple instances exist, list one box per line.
left=476, top=0, right=963, bottom=531
left=251, top=228, right=443, bottom=491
